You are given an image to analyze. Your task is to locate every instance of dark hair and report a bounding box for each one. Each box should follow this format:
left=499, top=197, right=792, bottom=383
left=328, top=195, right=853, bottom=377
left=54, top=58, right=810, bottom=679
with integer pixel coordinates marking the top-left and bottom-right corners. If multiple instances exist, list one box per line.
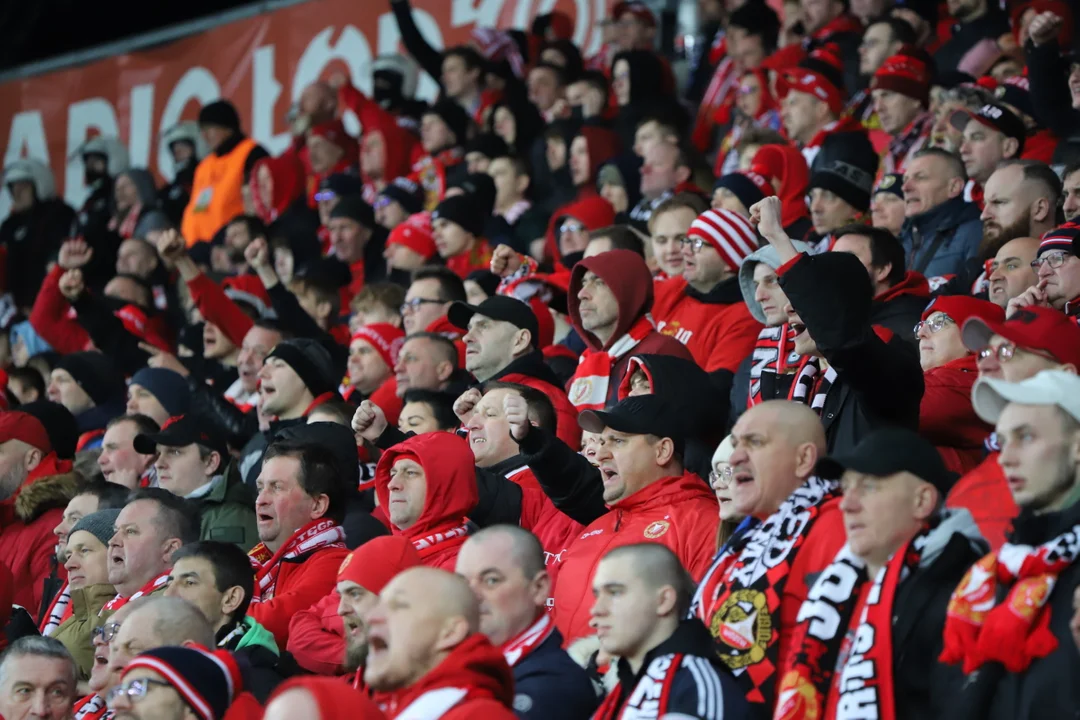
left=106, top=413, right=160, bottom=436
left=482, top=381, right=557, bottom=434
left=589, top=225, right=645, bottom=256
left=492, top=153, right=531, bottom=180
left=77, top=480, right=131, bottom=510
left=634, top=109, right=684, bottom=143
left=869, top=15, right=918, bottom=45
left=650, top=192, right=709, bottom=229
left=736, top=126, right=788, bottom=153
left=293, top=275, right=342, bottom=318
left=728, top=2, right=781, bottom=52
left=126, top=488, right=200, bottom=544
left=170, top=541, right=256, bottom=620
left=351, top=282, right=406, bottom=316
left=1063, top=160, right=1080, bottom=182
left=573, top=70, right=609, bottom=98
left=261, top=441, right=346, bottom=524
left=251, top=318, right=290, bottom=340
left=403, top=332, right=459, bottom=367
left=109, top=274, right=153, bottom=309
left=227, top=214, right=269, bottom=242
left=444, top=45, right=486, bottom=74
left=833, top=224, right=907, bottom=286
left=307, top=398, right=356, bottom=426
left=401, top=389, right=460, bottom=431
left=410, top=266, right=467, bottom=304
left=7, top=367, right=45, bottom=403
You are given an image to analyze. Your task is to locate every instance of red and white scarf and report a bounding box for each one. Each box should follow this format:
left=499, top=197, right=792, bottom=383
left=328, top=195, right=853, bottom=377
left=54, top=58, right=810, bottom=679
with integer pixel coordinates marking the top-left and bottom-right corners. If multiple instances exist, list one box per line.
left=747, top=325, right=802, bottom=408
left=40, top=581, right=71, bottom=636
left=940, top=523, right=1080, bottom=674
left=249, top=519, right=347, bottom=602
left=592, top=652, right=686, bottom=720
left=568, top=316, right=655, bottom=410
left=501, top=613, right=555, bottom=668
left=73, top=694, right=112, bottom=720
left=101, top=571, right=171, bottom=613
left=411, top=522, right=470, bottom=562
left=107, top=203, right=142, bottom=240
left=690, top=476, right=840, bottom=706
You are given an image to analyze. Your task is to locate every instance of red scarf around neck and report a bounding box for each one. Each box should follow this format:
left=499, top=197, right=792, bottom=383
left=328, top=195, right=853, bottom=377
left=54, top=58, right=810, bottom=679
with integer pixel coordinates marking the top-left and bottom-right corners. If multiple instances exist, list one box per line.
left=592, top=653, right=685, bottom=720
left=748, top=324, right=802, bottom=407
left=73, top=694, right=112, bottom=720
left=249, top=519, right=346, bottom=602
left=411, top=522, right=470, bottom=562
left=501, top=613, right=555, bottom=668
left=568, top=315, right=655, bottom=410
left=940, top=523, right=1080, bottom=674
left=102, top=571, right=171, bottom=613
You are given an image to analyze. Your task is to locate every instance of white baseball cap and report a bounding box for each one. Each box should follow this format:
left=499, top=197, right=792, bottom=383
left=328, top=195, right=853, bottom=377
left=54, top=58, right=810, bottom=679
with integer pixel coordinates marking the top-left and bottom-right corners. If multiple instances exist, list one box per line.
left=972, top=369, right=1080, bottom=424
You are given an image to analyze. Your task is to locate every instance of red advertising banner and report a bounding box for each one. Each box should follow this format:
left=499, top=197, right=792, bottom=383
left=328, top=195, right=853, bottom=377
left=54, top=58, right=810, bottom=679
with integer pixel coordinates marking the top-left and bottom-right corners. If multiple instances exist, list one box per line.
left=0, top=0, right=612, bottom=216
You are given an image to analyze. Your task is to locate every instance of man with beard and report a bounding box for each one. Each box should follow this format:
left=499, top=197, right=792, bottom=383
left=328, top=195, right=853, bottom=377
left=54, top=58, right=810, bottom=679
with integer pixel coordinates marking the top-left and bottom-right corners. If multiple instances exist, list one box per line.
left=981, top=161, right=1060, bottom=247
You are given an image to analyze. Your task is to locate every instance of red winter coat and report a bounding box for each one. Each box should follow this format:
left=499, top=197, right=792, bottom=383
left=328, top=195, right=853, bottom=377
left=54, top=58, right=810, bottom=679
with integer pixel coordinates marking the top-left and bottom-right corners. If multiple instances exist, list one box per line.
left=552, top=472, right=719, bottom=645
left=382, top=634, right=515, bottom=719
left=497, top=351, right=581, bottom=448
left=651, top=276, right=763, bottom=373
left=0, top=457, right=78, bottom=616
left=186, top=273, right=256, bottom=347
left=375, top=434, right=478, bottom=571
left=287, top=591, right=345, bottom=676
left=921, top=355, right=994, bottom=475
left=248, top=544, right=350, bottom=648
left=506, top=465, right=584, bottom=587
left=947, top=452, right=1018, bottom=552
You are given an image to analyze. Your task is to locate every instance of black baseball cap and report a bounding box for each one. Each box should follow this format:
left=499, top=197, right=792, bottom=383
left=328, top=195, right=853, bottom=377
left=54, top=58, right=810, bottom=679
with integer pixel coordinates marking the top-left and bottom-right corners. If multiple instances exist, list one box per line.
left=315, top=173, right=364, bottom=202
left=815, top=427, right=957, bottom=496
left=134, top=414, right=228, bottom=457
left=950, top=102, right=1026, bottom=150
left=578, top=395, right=687, bottom=451
left=448, top=296, right=540, bottom=348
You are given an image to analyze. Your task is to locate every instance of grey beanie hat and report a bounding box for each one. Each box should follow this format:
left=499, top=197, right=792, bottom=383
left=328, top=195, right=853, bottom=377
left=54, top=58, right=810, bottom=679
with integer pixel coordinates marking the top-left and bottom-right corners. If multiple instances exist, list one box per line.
left=738, top=240, right=813, bottom=324
left=68, top=509, right=122, bottom=548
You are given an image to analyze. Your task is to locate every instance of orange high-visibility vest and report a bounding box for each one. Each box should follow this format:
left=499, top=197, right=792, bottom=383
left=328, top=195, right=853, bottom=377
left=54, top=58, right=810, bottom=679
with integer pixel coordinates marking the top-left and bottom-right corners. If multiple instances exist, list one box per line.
left=181, top=137, right=257, bottom=246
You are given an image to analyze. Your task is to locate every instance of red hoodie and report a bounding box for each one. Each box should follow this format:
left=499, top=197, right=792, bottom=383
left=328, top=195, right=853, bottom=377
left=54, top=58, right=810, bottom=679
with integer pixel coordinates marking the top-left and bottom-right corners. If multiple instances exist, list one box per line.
left=947, top=452, right=1018, bottom=552
left=382, top=634, right=515, bottom=719
left=338, top=82, right=422, bottom=193
left=375, top=434, right=478, bottom=571
left=750, top=145, right=811, bottom=232
left=544, top=195, right=617, bottom=268
left=921, top=354, right=994, bottom=475
left=250, top=153, right=305, bottom=224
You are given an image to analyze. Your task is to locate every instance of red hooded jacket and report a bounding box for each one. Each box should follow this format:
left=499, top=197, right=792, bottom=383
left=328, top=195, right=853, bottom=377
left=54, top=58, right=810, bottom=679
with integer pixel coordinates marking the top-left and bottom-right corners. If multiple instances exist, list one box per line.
left=553, top=472, right=719, bottom=645
left=338, top=82, right=423, bottom=193
left=250, top=154, right=305, bottom=224
left=287, top=591, right=346, bottom=676
left=566, top=251, right=694, bottom=408
left=921, top=354, right=994, bottom=475
left=186, top=273, right=256, bottom=347
left=375, top=434, right=478, bottom=571
left=382, top=634, right=515, bottom=719
left=750, top=145, right=811, bottom=232
left=947, top=452, right=1018, bottom=552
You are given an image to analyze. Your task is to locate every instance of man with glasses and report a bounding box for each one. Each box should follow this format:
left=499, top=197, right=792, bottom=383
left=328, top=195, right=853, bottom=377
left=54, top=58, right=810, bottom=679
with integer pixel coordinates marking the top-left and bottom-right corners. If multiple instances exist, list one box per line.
left=946, top=305, right=1080, bottom=548
left=73, top=599, right=140, bottom=719
left=651, top=207, right=762, bottom=403
left=1008, top=224, right=1080, bottom=321
left=108, top=645, right=242, bottom=720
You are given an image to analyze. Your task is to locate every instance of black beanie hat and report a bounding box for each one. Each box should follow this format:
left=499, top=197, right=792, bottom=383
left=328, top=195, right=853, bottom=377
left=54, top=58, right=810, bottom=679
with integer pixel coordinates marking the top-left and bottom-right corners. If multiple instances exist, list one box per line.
left=432, top=195, right=485, bottom=237
left=425, top=100, right=472, bottom=147
left=713, top=173, right=770, bottom=212
left=448, top=173, right=497, bottom=217
left=266, top=339, right=340, bottom=398
left=329, top=195, right=376, bottom=229
left=56, top=351, right=126, bottom=406
left=466, top=269, right=501, bottom=298
left=19, top=401, right=78, bottom=460
left=378, top=177, right=425, bottom=215
left=809, top=160, right=876, bottom=213
left=197, top=100, right=241, bottom=132
left=465, top=132, right=510, bottom=160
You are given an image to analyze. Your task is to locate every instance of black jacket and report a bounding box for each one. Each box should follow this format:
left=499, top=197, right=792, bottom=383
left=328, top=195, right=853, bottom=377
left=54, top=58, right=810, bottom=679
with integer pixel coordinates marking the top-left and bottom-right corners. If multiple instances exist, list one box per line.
left=512, top=624, right=598, bottom=720
left=70, top=293, right=156, bottom=375
left=934, top=9, right=1011, bottom=79
left=76, top=178, right=122, bottom=293
left=516, top=426, right=607, bottom=526
left=780, top=252, right=924, bottom=454
left=953, top=500, right=1080, bottom=720
left=0, top=198, right=76, bottom=311
left=1025, top=39, right=1080, bottom=145
left=605, top=619, right=751, bottom=720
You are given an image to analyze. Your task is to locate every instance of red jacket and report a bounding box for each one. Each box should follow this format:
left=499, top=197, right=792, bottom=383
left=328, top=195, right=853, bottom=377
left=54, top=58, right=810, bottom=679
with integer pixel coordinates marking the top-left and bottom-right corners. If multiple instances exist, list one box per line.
left=186, top=273, right=256, bottom=347
left=499, top=362, right=581, bottom=448
left=382, top=634, right=515, bottom=719
left=445, top=239, right=494, bottom=280
left=29, top=265, right=91, bottom=353
left=287, top=591, right=345, bottom=676
left=651, top=276, right=763, bottom=373
left=506, top=465, right=584, bottom=587
left=920, top=355, right=994, bottom=475
left=0, top=456, right=78, bottom=616
left=947, top=452, right=1018, bottom=552
left=375, top=434, right=478, bottom=571
left=553, top=472, right=719, bottom=645
left=248, top=544, right=350, bottom=648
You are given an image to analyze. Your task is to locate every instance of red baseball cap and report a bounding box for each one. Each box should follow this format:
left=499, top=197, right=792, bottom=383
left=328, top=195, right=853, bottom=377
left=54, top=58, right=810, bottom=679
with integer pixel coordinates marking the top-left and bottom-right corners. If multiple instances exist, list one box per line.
left=962, top=306, right=1080, bottom=368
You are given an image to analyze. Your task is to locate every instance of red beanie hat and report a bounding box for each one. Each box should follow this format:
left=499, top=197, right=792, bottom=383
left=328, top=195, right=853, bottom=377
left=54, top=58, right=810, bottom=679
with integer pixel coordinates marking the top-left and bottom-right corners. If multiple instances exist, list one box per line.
left=350, top=323, right=406, bottom=371
left=687, top=209, right=761, bottom=273
left=387, top=212, right=437, bottom=260
left=921, top=295, right=1004, bottom=329
left=337, top=535, right=422, bottom=594
left=0, top=411, right=51, bottom=453
left=266, top=677, right=387, bottom=719
left=872, top=51, right=932, bottom=107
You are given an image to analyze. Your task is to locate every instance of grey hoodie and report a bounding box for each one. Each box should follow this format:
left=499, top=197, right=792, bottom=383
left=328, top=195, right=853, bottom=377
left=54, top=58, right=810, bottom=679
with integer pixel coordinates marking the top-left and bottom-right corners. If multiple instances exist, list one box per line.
left=737, top=240, right=813, bottom=324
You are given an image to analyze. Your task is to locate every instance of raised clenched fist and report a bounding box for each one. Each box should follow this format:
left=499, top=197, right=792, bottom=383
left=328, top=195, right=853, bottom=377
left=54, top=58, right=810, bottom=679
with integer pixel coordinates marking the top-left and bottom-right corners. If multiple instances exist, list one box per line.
left=749, top=196, right=785, bottom=243
left=503, top=392, right=531, bottom=441
left=244, top=236, right=271, bottom=270
left=58, top=239, right=93, bottom=270
left=58, top=269, right=85, bottom=300
left=352, top=400, right=388, bottom=442
left=1027, top=11, right=1064, bottom=46
left=490, top=244, right=522, bottom=278
left=453, top=388, right=483, bottom=425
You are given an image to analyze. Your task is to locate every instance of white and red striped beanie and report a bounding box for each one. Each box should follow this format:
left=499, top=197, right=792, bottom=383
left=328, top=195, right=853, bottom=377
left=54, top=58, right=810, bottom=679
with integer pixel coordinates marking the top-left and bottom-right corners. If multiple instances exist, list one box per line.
left=350, top=323, right=406, bottom=370
left=687, top=209, right=760, bottom=273
left=122, top=646, right=241, bottom=720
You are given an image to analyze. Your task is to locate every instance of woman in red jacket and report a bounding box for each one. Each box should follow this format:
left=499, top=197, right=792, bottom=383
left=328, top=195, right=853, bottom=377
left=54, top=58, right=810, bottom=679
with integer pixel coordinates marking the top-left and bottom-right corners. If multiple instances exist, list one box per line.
left=917, top=295, right=1004, bottom=474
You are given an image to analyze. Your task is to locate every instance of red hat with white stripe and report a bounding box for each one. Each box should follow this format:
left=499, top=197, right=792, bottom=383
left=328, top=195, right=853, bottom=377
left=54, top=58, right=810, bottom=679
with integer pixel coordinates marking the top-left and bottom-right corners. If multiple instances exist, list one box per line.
left=121, top=646, right=241, bottom=720
left=350, top=323, right=406, bottom=370
left=687, top=209, right=760, bottom=273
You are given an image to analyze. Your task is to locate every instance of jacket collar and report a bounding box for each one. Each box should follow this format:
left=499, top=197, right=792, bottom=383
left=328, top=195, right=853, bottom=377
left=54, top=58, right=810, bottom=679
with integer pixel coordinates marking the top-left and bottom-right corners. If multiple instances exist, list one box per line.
left=492, top=350, right=562, bottom=387
left=213, top=133, right=247, bottom=157
left=906, top=194, right=974, bottom=233
left=485, top=454, right=528, bottom=479
left=615, top=619, right=715, bottom=688
left=1010, top=492, right=1080, bottom=545
left=684, top=274, right=744, bottom=304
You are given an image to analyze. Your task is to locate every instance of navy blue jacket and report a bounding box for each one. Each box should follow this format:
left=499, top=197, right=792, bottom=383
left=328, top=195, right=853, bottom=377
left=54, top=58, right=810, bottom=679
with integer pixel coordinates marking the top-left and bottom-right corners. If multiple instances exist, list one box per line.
left=512, top=626, right=598, bottom=720
left=899, top=195, right=982, bottom=280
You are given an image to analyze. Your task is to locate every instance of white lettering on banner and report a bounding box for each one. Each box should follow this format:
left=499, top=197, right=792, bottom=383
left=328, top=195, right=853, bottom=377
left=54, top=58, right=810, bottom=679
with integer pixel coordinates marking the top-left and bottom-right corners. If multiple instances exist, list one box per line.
left=65, top=98, right=121, bottom=209
left=0, top=111, right=49, bottom=219
left=451, top=0, right=509, bottom=28
left=129, top=83, right=156, bottom=170
left=157, top=67, right=221, bottom=182
left=293, top=25, right=373, bottom=138
left=253, top=45, right=290, bottom=157
left=377, top=10, right=445, bottom=103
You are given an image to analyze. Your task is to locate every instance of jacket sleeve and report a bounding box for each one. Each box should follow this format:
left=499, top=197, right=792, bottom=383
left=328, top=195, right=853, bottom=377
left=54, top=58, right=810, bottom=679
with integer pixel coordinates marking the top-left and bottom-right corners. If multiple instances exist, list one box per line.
left=186, top=377, right=259, bottom=444
left=706, top=311, right=761, bottom=373
left=286, top=593, right=345, bottom=676
left=247, top=552, right=345, bottom=648
left=186, top=273, right=255, bottom=347
left=29, top=265, right=91, bottom=354
left=389, top=0, right=445, bottom=83
left=471, top=466, right=525, bottom=527
left=667, top=659, right=752, bottom=719
left=71, top=294, right=151, bottom=375
left=266, top=284, right=336, bottom=346
left=517, top=427, right=608, bottom=526
left=780, top=254, right=925, bottom=423
left=1025, top=40, right=1080, bottom=138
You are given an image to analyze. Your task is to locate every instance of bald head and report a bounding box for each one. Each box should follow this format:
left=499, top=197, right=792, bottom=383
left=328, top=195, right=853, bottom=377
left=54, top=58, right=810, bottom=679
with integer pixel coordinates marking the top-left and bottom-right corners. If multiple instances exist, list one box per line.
left=125, top=596, right=216, bottom=647
left=465, top=525, right=546, bottom=579
left=392, top=567, right=479, bottom=631
left=750, top=400, right=828, bottom=452
left=602, top=543, right=693, bottom=616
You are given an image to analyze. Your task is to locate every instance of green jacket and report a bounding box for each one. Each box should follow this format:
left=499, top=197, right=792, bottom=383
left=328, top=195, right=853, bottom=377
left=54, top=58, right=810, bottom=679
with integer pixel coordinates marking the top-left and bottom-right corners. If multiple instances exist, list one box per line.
left=53, top=583, right=115, bottom=680
left=219, top=615, right=280, bottom=655
left=193, top=472, right=259, bottom=552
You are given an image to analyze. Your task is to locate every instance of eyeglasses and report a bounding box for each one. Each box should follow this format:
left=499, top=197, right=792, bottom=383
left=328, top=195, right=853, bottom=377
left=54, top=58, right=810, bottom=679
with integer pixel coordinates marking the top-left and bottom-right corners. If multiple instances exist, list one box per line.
left=107, top=677, right=173, bottom=705
left=679, top=237, right=707, bottom=253
left=977, top=342, right=1057, bottom=364
left=709, top=466, right=735, bottom=487
left=91, top=622, right=122, bottom=644
left=559, top=221, right=586, bottom=236
left=399, top=298, right=443, bottom=315
left=1031, top=251, right=1071, bottom=270
left=374, top=195, right=393, bottom=210
left=913, top=314, right=954, bottom=336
